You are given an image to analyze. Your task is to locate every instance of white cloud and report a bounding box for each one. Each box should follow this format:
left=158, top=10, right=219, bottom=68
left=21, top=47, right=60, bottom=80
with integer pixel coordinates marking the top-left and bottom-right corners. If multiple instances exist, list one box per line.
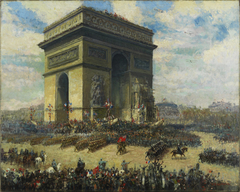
left=154, top=38, right=185, bottom=51
left=21, top=1, right=83, bottom=25
left=18, top=56, right=42, bottom=62
left=1, top=5, right=44, bottom=56
left=111, top=1, right=144, bottom=25
left=155, top=2, right=200, bottom=29
left=1, top=23, right=44, bottom=55
left=173, top=2, right=201, bottom=17
left=203, top=36, right=239, bottom=69
left=2, top=64, right=43, bottom=91
left=1, top=3, right=20, bottom=23
left=201, top=1, right=238, bottom=13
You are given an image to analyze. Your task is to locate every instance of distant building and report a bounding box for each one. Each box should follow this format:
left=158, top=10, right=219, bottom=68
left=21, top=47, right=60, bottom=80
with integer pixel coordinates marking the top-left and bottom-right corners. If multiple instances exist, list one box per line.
left=208, top=101, right=239, bottom=112
left=155, top=101, right=180, bottom=119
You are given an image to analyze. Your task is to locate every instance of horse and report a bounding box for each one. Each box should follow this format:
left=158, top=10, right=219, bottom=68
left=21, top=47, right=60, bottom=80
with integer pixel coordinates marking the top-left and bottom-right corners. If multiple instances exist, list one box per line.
left=171, top=147, right=188, bottom=158
left=45, top=163, right=61, bottom=174
left=36, top=154, right=47, bottom=166
left=35, top=157, right=43, bottom=168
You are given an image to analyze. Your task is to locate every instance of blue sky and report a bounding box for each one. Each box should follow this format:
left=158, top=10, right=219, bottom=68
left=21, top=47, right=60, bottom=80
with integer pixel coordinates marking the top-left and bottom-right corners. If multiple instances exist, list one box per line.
left=1, top=1, right=239, bottom=110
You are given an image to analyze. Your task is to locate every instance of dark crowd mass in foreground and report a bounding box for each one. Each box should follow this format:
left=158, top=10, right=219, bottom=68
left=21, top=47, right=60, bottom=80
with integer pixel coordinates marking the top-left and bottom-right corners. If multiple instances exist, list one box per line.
left=1, top=116, right=239, bottom=191
left=1, top=161, right=235, bottom=191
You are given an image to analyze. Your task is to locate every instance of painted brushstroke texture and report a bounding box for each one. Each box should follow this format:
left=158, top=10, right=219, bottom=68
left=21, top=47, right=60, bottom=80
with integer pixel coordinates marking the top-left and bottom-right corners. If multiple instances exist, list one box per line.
left=1, top=1, right=239, bottom=110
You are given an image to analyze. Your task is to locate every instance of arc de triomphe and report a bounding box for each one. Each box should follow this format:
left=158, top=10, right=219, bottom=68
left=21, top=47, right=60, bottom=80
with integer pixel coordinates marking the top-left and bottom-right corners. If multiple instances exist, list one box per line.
left=38, top=6, right=157, bottom=122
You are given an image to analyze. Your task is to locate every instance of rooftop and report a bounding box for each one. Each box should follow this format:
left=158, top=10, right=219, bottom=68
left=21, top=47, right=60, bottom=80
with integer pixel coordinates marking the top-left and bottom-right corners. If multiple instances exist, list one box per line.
left=39, top=6, right=155, bottom=48
left=43, top=6, right=153, bottom=34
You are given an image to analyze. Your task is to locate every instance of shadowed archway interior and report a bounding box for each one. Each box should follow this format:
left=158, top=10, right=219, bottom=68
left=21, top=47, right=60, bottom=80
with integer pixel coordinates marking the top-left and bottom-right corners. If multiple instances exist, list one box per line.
left=57, top=73, right=69, bottom=122
left=112, top=54, right=129, bottom=118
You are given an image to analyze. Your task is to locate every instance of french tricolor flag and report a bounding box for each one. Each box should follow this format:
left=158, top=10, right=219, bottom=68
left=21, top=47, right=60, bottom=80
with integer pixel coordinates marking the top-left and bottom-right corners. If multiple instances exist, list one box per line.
left=84, top=111, right=89, bottom=116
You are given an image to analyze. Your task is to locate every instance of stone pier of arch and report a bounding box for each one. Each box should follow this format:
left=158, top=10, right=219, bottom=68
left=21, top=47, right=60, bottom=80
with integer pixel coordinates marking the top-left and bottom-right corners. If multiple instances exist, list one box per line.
left=38, top=6, right=157, bottom=122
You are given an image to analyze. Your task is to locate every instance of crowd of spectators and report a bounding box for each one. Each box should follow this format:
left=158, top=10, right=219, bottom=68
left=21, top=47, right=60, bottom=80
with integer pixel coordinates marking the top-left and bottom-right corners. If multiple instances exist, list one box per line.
left=199, top=148, right=239, bottom=167
left=185, top=124, right=239, bottom=143
left=1, top=162, right=234, bottom=191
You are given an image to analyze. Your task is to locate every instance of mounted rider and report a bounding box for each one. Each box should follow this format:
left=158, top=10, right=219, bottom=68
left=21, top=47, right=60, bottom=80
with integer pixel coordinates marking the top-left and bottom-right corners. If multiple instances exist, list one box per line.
left=40, top=150, right=46, bottom=162
left=40, top=150, right=44, bottom=158
left=52, top=159, right=57, bottom=172
left=177, top=144, right=182, bottom=154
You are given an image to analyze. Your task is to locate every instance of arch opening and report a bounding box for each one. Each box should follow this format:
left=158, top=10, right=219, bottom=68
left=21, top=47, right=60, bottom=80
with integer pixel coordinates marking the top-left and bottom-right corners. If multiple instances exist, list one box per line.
left=57, top=73, right=69, bottom=122
left=111, top=54, right=129, bottom=118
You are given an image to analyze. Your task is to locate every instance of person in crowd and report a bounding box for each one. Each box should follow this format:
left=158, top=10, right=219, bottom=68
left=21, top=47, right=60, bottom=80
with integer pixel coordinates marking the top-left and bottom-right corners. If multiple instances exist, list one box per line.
left=20, top=149, right=24, bottom=155
left=121, top=160, right=130, bottom=172
left=14, top=148, right=18, bottom=156
left=177, top=144, right=182, bottom=154
left=30, top=149, right=34, bottom=156
left=99, top=158, right=107, bottom=171
left=52, top=159, right=57, bottom=172
left=77, top=158, right=84, bottom=168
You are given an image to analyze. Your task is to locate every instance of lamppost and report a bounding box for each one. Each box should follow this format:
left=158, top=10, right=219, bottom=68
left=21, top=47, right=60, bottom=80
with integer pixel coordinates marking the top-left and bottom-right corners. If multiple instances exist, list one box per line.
left=46, top=104, right=53, bottom=123
left=64, top=101, right=73, bottom=121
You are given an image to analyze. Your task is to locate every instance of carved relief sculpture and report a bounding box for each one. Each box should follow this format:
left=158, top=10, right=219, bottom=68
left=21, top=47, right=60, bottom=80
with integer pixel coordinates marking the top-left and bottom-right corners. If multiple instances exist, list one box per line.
left=134, top=57, right=150, bottom=70
left=88, top=47, right=107, bottom=60
left=48, top=46, right=79, bottom=68
left=90, top=75, right=105, bottom=107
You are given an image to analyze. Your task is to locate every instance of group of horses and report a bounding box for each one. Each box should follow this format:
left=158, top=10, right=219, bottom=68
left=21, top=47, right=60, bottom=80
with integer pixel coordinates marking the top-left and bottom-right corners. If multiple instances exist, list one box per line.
left=2, top=148, right=47, bottom=169
left=145, top=141, right=167, bottom=160
left=145, top=142, right=188, bottom=161
left=2, top=147, right=88, bottom=176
